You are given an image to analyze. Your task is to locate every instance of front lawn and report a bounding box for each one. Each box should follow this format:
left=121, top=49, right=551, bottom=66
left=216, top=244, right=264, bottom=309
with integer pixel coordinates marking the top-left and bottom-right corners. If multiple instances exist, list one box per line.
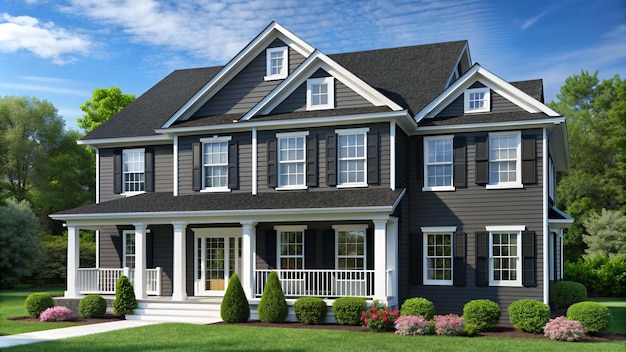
left=588, top=297, right=626, bottom=334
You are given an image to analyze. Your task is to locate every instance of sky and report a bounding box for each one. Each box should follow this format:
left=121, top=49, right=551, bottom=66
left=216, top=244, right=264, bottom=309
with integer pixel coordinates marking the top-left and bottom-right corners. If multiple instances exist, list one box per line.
left=0, top=0, right=624, bottom=132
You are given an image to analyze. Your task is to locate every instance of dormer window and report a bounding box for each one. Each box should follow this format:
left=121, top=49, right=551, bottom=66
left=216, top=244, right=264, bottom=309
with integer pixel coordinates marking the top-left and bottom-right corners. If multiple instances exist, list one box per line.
left=307, top=77, right=334, bottom=110
left=265, top=47, right=288, bottom=80
left=464, top=87, right=490, bottom=113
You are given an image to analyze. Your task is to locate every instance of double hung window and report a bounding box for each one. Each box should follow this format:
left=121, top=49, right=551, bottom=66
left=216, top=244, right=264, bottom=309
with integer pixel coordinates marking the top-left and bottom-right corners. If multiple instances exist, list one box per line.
left=122, top=149, right=145, bottom=194
left=265, top=47, right=288, bottom=80
left=487, top=226, right=523, bottom=286
left=201, top=136, right=231, bottom=191
left=423, top=136, right=453, bottom=191
left=336, top=128, right=368, bottom=187
left=488, top=131, right=521, bottom=188
left=277, top=132, right=307, bottom=189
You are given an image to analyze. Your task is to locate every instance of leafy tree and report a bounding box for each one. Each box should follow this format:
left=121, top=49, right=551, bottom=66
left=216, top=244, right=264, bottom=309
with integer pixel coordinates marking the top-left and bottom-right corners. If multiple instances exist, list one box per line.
left=583, top=209, right=626, bottom=257
left=78, top=87, right=135, bottom=133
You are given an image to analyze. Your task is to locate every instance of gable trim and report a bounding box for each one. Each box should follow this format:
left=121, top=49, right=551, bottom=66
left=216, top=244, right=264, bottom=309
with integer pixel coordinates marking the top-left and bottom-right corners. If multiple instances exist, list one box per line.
left=415, top=117, right=566, bottom=135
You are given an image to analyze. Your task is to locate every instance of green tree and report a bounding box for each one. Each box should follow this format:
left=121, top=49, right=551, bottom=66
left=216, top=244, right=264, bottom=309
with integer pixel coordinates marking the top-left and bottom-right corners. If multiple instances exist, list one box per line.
left=583, top=209, right=626, bottom=257
left=78, top=87, right=135, bottom=133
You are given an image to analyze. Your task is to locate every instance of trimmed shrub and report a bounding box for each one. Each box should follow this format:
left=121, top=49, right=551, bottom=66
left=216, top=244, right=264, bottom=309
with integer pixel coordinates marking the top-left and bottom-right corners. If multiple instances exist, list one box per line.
left=113, top=275, right=137, bottom=316
left=463, top=323, right=480, bottom=337
left=294, top=297, right=327, bottom=325
left=567, top=301, right=612, bottom=334
left=400, top=297, right=435, bottom=320
left=544, top=316, right=586, bottom=341
left=507, top=299, right=551, bottom=333
left=220, top=273, right=250, bottom=323
left=332, top=297, right=366, bottom=326
left=550, top=281, right=587, bottom=308
left=394, top=315, right=433, bottom=336
left=40, top=306, right=73, bottom=322
left=257, top=271, right=288, bottom=323
left=25, top=292, right=54, bottom=318
left=433, top=314, right=465, bottom=336
left=462, top=299, right=501, bottom=332
left=79, top=295, right=107, bottom=318
left=361, top=306, right=400, bottom=332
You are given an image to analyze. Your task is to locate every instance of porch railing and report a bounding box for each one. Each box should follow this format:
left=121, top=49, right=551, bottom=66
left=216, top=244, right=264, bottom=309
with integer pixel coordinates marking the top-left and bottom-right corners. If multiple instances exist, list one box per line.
left=255, top=269, right=375, bottom=298
left=77, top=267, right=162, bottom=295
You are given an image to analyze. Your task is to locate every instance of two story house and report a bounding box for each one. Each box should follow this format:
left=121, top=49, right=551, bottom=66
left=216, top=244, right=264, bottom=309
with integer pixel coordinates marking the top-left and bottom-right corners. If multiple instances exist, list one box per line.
left=51, top=22, right=572, bottom=323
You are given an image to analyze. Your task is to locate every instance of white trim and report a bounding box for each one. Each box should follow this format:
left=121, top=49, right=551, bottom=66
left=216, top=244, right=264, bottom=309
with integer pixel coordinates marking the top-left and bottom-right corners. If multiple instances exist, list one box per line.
left=200, top=137, right=231, bottom=192
left=95, top=148, right=100, bottom=204
left=275, top=131, right=309, bottom=138
left=252, top=128, right=258, bottom=195
left=487, top=131, right=522, bottom=189
left=488, top=230, right=523, bottom=287
left=276, top=131, right=308, bottom=190
left=306, top=77, right=334, bottom=110
left=390, top=122, right=396, bottom=190
left=199, top=135, right=232, bottom=143
left=334, top=225, right=367, bottom=271
left=121, top=148, right=146, bottom=195
left=485, top=225, right=526, bottom=232
left=275, top=225, right=307, bottom=270
left=335, top=127, right=370, bottom=135
left=95, top=230, right=100, bottom=268
left=264, top=46, right=288, bottom=81
left=423, top=231, right=454, bottom=286
left=173, top=135, right=179, bottom=196
left=423, top=135, right=455, bottom=191
left=78, top=134, right=171, bottom=147
left=415, top=117, right=566, bottom=134
left=192, top=227, right=242, bottom=296
left=421, top=226, right=457, bottom=233
left=122, top=230, right=135, bottom=269
left=542, top=127, right=549, bottom=304
left=464, top=87, right=490, bottom=113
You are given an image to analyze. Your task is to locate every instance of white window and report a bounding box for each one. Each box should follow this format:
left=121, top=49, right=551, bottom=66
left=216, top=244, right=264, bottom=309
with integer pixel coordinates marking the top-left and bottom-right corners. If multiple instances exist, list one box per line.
left=422, top=226, right=456, bottom=285
left=464, top=87, right=490, bottom=113
left=486, top=226, right=523, bottom=287
left=122, top=231, right=135, bottom=269
left=265, top=47, right=288, bottom=80
left=276, top=226, right=306, bottom=269
left=307, top=77, right=334, bottom=110
left=277, top=131, right=308, bottom=190
left=201, top=136, right=231, bottom=192
left=487, top=131, right=522, bottom=189
left=336, top=128, right=368, bottom=187
left=123, top=149, right=145, bottom=194
left=334, top=225, right=367, bottom=270
left=423, top=136, right=454, bottom=191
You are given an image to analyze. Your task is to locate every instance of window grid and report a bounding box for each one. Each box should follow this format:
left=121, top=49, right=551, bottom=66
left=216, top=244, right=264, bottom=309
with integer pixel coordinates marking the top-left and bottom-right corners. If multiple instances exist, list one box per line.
left=425, top=138, right=453, bottom=188
left=270, top=50, right=284, bottom=76
left=491, top=232, right=518, bottom=282
left=123, top=150, right=145, bottom=193
left=490, top=135, right=518, bottom=184
left=280, top=231, right=303, bottom=269
left=337, top=230, right=365, bottom=270
left=205, top=237, right=225, bottom=290
left=203, top=141, right=228, bottom=188
left=425, top=233, right=452, bottom=283
left=311, top=83, right=328, bottom=106
left=278, top=136, right=305, bottom=187
left=468, top=91, right=486, bottom=110
left=338, top=134, right=366, bottom=185
left=124, top=232, right=135, bottom=269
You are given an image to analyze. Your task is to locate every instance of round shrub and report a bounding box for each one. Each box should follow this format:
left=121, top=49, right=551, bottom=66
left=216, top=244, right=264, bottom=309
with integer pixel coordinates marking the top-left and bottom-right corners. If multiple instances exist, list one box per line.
left=567, top=301, right=612, bottom=334
left=294, top=297, right=327, bottom=325
left=550, top=281, right=587, bottom=308
left=544, top=316, right=586, bottom=342
left=507, top=299, right=550, bottom=333
left=257, top=271, right=288, bottom=323
left=462, top=299, right=501, bottom=332
left=79, top=295, right=107, bottom=318
left=220, top=273, right=250, bottom=323
left=40, top=306, right=74, bottom=322
left=332, top=297, right=366, bottom=325
left=25, top=292, right=55, bottom=318
left=400, top=297, right=435, bottom=320
left=113, top=275, right=137, bottom=316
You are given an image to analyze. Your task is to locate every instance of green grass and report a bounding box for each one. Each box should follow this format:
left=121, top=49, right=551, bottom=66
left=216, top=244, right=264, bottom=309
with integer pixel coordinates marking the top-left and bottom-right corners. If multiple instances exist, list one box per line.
left=587, top=297, right=626, bottom=334
left=2, top=323, right=625, bottom=352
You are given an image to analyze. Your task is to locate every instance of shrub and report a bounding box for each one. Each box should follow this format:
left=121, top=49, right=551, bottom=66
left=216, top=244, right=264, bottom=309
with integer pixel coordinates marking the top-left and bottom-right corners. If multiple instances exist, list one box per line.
left=462, top=299, right=501, bottom=332
left=564, top=254, right=626, bottom=297
left=543, top=316, right=586, bottom=342
left=463, top=323, right=480, bottom=337
left=79, top=295, right=107, bottom=318
left=25, top=292, right=55, bottom=318
left=394, top=315, right=433, bottom=336
left=400, top=297, right=435, bottom=320
left=433, top=314, right=465, bottom=336
left=220, top=273, right=250, bottom=323
left=507, top=299, right=551, bottom=333
left=332, top=297, right=366, bottom=326
left=294, top=297, right=327, bottom=325
left=567, top=301, right=612, bottom=334
left=39, top=306, right=74, bottom=322
left=113, top=275, right=137, bottom=316
left=361, top=306, right=400, bottom=332
left=257, top=271, right=288, bottom=323
left=550, top=281, right=587, bottom=308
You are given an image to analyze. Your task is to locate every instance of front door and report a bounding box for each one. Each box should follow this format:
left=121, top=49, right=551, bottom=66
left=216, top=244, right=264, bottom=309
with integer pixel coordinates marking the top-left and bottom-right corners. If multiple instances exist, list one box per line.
left=194, top=229, right=241, bottom=296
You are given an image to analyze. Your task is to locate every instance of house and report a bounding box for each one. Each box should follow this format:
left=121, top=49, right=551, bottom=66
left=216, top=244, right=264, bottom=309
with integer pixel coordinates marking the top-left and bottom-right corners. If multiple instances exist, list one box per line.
left=51, top=22, right=572, bottom=323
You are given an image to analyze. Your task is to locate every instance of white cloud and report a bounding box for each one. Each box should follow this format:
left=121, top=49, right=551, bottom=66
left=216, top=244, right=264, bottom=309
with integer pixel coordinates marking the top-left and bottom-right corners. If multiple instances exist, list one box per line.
left=520, top=2, right=563, bottom=31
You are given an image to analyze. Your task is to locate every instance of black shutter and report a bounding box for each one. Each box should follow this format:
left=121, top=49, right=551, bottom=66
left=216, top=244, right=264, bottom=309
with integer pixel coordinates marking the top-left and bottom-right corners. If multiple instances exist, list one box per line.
left=146, top=231, right=154, bottom=268
left=522, top=135, right=536, bottom=184
left=306, top=135, right=318, bottom=187
left=265, top=229, right=277, bottom=269
left=228, top=141, right=239, bottom=189
left=326, top=134, right=337, bottom=186
left=267, top=139, right=277, bottom=188
left=416, top=137, right=424, bottom=185
left=475, top=231, right=489, bottom=286
left=409, top=232, right=423, bottom=285
left=475, top=135, right=489, bottom=185
left=145, top=147, right=154, bottom=192
left=367, top=131, right=379, bottom=185
left=322, top=229, right=335, bottom=269
left=453, top=137, right=466, bottom=187
left=522, top=231, right=536, bottom=287
left=453, top=232, right=466, bottom=286
left=305, top=229, right=316, bottom=268
left=366, top=228, right=374, bottom=271
left=192, top=142, right=202, bottom=191
left=113, top=148, right=122, bottom=194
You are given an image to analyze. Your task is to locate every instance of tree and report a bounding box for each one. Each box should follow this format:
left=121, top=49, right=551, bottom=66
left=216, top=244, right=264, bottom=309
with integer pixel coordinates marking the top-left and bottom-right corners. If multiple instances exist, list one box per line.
left=583, top=209, right=626, bottom=257
left=78, top=87, right=135, bottom=133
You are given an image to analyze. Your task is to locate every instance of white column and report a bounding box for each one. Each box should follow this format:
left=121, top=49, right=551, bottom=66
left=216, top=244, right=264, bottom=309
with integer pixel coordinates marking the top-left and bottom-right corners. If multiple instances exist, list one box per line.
left=134, top=223, right=147, bottom=300
left=252, top=128, right=258, bottom=195
left=240, top=221, right=257, bottom=299
left=65, top=226, right=80, bottom=298
left=386, top=217, right=398, bottom=301
left=373, top=219, right=388, bottom=301
left=172, top=222, right=188, bottom=301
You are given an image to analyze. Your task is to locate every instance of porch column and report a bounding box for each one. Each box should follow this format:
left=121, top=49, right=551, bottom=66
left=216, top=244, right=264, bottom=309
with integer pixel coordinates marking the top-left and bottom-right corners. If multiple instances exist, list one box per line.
left=172, top=222, right=188, bottom=301
left=134, top=223, right=147, bottom=300
left=65, top=226, right=80, bottom=298
left=373, top=219, right=388, bottom=301
left=240, top=221, right=257, bottom=299
left=386, top=217, right=398, bottom=303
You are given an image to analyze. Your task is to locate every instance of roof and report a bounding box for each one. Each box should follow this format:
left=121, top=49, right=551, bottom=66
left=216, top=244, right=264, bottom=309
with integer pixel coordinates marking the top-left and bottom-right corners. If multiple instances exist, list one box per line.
left=418, top=111, right=553, bottom=127
left=510, top=80, right=544, bottom=103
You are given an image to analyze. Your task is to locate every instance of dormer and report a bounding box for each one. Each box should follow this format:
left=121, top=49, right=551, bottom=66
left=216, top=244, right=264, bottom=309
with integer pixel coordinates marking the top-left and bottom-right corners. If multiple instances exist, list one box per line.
left=264, top=46, right=288, bottom=81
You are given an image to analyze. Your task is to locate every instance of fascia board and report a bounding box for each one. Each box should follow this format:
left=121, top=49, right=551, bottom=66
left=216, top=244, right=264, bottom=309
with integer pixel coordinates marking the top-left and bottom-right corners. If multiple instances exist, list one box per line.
left=415, top=117, right=566, bottom=135
left=78, top=135, right=172, bottom=148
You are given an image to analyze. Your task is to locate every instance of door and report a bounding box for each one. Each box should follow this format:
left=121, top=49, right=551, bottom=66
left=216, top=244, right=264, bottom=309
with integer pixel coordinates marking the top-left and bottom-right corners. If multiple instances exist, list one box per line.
left=194, top=230, right=241, bottom=296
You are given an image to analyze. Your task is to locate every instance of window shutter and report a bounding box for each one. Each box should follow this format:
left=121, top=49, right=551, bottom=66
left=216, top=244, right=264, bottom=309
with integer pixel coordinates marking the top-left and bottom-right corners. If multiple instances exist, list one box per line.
left=113, top=148, right=122, bottom=194
left=323, top=229, right=335, bottom=269
left=475, top=135, right=489, bottom=185
left=453, top=232, right=466, bottom=286
left=326, top=134, right=337, bottom=186
left=416, top=137, right=424, bottom=185
left=265, top=229, right=277, bottom=269
left=522, top=231, right=536, bottom=287
left=522, top=135, right=536, bottom=184
left=304, top=229, right=316, bottom=269
left=453, top=136, right=466, bottom=187
left=409, top=232, right=423, bottom=285
left=228, top=141, right=239, bottom=189
left=367, top=131, right=379, bottom=185
left=366, top=228, right=374, bottom=271
left=146, top=231, right=153, bottom=268
left=475, top=231, right=488, bottom=286
left=267, top=139, right=277, bottom=188
left=192, top=142, right=202, bottom=192
left=145, top=147, right=154, bottom=192
left=306, top=135, right=318, bottom=187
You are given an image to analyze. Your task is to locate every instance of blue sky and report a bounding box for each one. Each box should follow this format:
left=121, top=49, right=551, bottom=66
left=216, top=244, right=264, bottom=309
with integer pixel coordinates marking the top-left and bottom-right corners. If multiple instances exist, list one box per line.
left=1, top=0, right=624, bottom=132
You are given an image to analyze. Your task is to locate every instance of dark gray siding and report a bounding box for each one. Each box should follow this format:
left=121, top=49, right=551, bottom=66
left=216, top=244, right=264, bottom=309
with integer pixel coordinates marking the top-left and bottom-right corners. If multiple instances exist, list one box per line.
left=271, top=79, right=373, bottom=114
left=99, top=226, right=122, bottom=268
left=395, top=127, right=409, bottom=189
left=150, top=225, right=173, bottom=296
left=437, top=91, right=525, bottom=118
left=99, top=149, right=115, bottom=203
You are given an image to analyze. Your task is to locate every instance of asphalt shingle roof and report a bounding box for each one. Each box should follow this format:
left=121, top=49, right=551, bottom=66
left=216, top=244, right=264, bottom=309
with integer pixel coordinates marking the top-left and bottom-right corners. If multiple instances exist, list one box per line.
left=418, top=111, right=552, bottom=127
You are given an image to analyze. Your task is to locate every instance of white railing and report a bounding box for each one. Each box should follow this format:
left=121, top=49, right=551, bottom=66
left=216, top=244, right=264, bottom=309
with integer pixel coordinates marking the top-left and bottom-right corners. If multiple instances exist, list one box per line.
left=77, top=267, right=161, bottom=295
left=255, top=269, right=375, bottom=298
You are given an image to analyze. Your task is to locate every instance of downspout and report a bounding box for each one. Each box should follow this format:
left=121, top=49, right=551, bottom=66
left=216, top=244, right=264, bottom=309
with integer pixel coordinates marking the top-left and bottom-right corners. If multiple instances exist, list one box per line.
left=543, top=128, right=549, bottom=305
left=252, top=128, right=258, bottom=195
left=173, top=135, right=179, bottom=196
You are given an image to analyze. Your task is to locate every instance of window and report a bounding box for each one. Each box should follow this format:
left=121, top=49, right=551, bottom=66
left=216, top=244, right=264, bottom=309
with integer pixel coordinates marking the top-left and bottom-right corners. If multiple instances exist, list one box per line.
left=488, top=131, right=522, bottom=189
left=422, top=227, right=456, bottom=285
left=123, top=231, right=135, bottom=269
left=334, top=225, right=367, bottom=270
left=464, top=87, right=490, bottom=113
left=487, top=226, right=523, bottom=286
left=423, top=136, right=454, bottom=191
left=336, top=128, right=368, bottom=187
left=123, top=149, right=145, bottom=194
left=276, top=226, right=306, bottom=269
left=265, top=47, right=288, bottom=80
left=277, top=131, right=308, bottom=189
left=307, top=77, right=334, bottom=110
left=201, top=136, right=231, bottom=191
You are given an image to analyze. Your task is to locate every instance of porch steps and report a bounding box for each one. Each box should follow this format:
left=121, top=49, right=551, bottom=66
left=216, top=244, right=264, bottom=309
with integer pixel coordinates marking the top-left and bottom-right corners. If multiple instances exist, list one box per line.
left=125, top=301, right=222, bottom=324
